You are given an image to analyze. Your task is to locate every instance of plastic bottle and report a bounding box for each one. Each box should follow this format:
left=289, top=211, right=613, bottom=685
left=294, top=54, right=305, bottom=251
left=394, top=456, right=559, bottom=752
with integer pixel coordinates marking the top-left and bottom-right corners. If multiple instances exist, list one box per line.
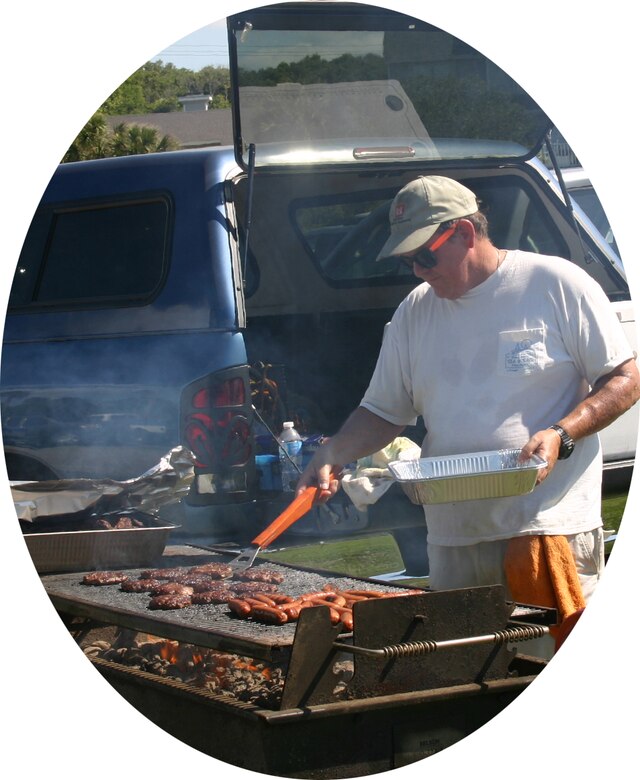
left=278, top=421, right=303, bottom=491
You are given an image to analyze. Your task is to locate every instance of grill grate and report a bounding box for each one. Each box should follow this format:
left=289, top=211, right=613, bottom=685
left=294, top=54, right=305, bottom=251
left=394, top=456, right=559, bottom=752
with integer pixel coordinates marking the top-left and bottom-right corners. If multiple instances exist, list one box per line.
left=42, top=545, right=414, bottom=661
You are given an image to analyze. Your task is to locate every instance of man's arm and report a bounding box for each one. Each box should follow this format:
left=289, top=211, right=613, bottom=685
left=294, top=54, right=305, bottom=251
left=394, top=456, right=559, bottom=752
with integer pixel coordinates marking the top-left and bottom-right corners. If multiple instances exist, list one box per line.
left=520, top=357, right=640, bottom=482
left=296, top=406, right=405, bottom=499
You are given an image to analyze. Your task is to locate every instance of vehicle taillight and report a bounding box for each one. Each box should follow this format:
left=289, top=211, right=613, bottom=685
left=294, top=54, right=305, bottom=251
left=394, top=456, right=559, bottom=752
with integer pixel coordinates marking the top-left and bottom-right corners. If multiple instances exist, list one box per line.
left=181, top=367, right=255, bottom=501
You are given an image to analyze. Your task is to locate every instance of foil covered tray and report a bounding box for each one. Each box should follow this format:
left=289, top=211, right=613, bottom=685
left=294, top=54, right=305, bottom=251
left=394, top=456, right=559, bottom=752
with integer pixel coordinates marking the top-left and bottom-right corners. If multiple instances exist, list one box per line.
left=387, top=449, right=547, bottom=505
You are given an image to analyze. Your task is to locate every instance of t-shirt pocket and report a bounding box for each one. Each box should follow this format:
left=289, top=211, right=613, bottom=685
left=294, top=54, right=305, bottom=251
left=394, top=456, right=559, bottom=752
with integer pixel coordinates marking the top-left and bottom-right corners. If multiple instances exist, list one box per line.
left=497, top=328, right=547, bottom=377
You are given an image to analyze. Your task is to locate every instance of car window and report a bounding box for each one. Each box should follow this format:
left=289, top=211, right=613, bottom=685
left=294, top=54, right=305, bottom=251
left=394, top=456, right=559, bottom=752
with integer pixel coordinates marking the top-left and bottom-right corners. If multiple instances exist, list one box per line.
left=10, top=197, right=170, bottom=309
left=569, top=186, right=619, bottom=255
left=294, top=176, right=569, bottom=285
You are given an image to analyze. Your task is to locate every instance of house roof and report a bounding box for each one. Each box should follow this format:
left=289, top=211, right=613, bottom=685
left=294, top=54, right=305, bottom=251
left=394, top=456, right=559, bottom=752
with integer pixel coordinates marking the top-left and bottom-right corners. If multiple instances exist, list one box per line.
left=105, top=108, right=233, bottom=149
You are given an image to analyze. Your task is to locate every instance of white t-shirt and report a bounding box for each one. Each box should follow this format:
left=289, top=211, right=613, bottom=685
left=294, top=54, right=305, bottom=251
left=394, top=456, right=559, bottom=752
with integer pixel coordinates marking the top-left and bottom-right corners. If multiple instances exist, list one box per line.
left=361, top=251, right=634, bottom=545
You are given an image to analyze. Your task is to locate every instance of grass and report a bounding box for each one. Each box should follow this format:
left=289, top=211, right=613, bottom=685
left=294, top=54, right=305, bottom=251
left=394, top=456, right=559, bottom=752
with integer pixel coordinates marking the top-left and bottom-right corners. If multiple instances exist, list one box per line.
left=601, top=491, right=627, bottom=534
left=263, top=533, right=405, bottom=580
left=262, top=491, right=629, bottom=582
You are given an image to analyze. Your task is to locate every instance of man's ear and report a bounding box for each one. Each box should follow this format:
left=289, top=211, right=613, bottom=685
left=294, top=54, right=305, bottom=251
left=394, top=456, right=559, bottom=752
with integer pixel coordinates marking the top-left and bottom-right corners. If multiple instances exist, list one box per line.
left=454, top=218, right=476, bottom=248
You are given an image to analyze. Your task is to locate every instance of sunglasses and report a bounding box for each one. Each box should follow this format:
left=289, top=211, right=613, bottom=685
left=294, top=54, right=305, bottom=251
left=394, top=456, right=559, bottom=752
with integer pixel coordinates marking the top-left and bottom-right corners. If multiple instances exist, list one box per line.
left=398, top=224, right=457, bottom=270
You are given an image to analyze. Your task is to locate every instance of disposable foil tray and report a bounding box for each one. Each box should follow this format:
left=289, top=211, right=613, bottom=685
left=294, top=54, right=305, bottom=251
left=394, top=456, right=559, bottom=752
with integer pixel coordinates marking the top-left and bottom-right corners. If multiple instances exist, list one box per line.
left=388, top=449, right=547, bottom=505
left=23, top=512, right=178, bottom=574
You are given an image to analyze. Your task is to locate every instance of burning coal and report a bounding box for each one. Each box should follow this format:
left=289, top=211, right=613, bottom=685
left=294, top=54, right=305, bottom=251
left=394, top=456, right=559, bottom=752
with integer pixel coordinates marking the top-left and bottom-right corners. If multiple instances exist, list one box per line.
left=83, top=635, right=286, bottom=709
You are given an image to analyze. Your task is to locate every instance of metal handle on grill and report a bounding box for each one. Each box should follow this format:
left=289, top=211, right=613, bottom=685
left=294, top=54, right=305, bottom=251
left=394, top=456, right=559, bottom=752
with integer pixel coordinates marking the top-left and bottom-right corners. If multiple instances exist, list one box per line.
left=333, top=622, right=548, bottom=659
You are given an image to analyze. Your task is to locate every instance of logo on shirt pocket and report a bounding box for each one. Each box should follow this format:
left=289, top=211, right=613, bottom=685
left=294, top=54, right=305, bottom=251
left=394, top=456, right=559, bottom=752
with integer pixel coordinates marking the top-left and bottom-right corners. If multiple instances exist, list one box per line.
left=498, top=329, right=547, bottom=376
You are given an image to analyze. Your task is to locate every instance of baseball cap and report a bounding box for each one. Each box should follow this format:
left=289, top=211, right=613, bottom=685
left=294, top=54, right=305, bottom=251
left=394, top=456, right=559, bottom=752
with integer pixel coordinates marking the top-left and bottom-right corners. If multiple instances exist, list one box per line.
left=376, top=175, right=479, bottom=261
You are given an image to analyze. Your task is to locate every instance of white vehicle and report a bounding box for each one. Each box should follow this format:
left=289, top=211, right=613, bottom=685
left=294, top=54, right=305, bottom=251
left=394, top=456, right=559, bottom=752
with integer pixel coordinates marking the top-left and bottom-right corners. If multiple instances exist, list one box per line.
left=549, top=166, right=635, bottom=480
left=561, top=166, right=619, bottom=255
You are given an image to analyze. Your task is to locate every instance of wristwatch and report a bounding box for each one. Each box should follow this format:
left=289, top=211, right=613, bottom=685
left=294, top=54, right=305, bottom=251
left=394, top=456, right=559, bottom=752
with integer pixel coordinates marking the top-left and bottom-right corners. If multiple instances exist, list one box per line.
left=548, top=424, right=575, bottom=460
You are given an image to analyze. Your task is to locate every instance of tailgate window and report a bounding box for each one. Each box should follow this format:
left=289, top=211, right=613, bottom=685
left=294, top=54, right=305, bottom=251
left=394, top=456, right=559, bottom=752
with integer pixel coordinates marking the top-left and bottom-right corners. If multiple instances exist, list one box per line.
left=229, top=3, right=551, bottom=168
left=294, top=176, right=569, bottom=286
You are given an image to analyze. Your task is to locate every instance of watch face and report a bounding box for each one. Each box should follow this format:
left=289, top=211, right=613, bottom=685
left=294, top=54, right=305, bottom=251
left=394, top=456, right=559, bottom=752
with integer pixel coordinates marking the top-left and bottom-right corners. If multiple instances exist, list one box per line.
left=551, top=425, right=574, bottom=459
left=561, top=438, right=574, bottom=458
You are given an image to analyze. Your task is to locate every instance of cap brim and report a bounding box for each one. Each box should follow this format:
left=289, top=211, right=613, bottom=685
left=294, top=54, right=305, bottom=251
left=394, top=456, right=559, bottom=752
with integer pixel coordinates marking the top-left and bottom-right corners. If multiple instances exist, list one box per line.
left=375, top=222, right=440, bottom=262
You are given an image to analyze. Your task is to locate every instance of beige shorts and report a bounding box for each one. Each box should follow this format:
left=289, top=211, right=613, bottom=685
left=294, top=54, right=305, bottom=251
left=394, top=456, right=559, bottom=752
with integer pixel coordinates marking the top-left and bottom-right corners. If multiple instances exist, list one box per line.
left=427, top=527, right=604, bottom=603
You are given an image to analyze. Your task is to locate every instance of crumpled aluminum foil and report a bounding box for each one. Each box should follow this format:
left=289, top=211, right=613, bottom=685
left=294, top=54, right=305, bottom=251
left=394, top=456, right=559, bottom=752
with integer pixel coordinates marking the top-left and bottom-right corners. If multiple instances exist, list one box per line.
left=12, top=446, right=196, bottom=522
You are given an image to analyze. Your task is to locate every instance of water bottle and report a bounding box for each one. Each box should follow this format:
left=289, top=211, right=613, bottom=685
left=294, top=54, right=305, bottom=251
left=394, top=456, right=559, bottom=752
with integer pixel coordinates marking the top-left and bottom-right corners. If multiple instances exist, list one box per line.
left=278, top=421, right=302, bottom=491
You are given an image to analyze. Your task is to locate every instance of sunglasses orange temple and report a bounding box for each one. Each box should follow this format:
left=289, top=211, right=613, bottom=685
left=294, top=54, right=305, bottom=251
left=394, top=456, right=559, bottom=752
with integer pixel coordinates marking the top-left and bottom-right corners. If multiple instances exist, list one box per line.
left=427, top=224, right=457, bottom=252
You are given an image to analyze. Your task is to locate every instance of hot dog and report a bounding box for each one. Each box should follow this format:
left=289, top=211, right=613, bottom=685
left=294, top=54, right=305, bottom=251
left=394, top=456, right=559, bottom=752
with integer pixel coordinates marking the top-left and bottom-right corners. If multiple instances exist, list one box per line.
left=270, top=593, right=296, bottom=605
left=227, top=598, right=252, bottom=618
left=249, top=605, right=289, bottom=625
left=281, top=603, right=303, bottom=620
left=339, top=611, right=354, bottom=631
left=246, top=594, right=277, bottom=607
left=299, top=590, right=339, bottom=601
left=318, top=593, right=347, bottom=607
left=299, top=599, right=342, bottom=624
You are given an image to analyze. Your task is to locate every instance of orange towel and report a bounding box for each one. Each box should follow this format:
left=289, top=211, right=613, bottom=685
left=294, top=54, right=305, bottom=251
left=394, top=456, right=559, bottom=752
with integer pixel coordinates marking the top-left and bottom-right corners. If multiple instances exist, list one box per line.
left=504, top=535, right=586, bottom=644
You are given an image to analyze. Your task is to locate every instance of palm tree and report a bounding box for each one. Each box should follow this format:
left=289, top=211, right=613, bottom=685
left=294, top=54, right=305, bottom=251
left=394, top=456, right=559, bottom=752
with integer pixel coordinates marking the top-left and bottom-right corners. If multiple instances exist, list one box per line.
left=62, top=113, right=112, bottom=162
left=110, top=122, right=180, bottom=156
left=62, top=114, right=180, bottom=162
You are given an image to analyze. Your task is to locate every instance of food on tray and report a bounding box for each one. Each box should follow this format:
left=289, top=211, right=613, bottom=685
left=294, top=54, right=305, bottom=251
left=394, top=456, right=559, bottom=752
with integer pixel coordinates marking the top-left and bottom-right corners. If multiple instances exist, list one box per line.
left=139, top=567, right=189, bottom=580
left=191, top=588, right=234, bottom=605
left=188, top=562, right=233, bottom=579
left=149, top=582, right=195, bottom=596
left=120, top=578, right=163, bottom=593
left=77, top=562, right=421, bottom=628
left=232, top=568, right=285, bottom=584
left=223, top=584, right=422, bottom=629
left=89, top=514, right=145, bottom=530
left=230, top=581, right=281, bottom=594
left=82, top=571, right=130, bottom=585
left=115, top=516, right=144, bottom=529
left=148, top=593, right=193, bottom=610
left=173, top=574, right=219, bottom=588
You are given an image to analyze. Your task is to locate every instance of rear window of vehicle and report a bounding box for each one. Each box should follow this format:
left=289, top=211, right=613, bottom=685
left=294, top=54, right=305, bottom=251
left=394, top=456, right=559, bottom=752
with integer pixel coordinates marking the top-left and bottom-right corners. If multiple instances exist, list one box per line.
left=9, top=196, right=171, bottom=309
left=569, top=186, right=619, bottom=255
left=293, top=176, right=569, bottom=286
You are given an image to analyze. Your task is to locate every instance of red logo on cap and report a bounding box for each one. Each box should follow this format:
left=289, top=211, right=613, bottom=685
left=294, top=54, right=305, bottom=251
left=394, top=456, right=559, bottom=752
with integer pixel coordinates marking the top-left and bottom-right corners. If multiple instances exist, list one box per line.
left=394, top=202, right=405, bottom=221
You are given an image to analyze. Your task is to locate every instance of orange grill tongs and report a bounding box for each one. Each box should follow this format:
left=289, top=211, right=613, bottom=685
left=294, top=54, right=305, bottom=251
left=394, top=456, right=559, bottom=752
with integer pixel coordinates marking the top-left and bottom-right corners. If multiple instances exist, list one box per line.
left=227, top=476, right=334, bottom=571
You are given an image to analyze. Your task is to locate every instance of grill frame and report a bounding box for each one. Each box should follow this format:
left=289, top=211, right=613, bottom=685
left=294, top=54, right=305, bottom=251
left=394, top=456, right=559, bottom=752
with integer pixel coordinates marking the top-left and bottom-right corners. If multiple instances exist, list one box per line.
left=46, top=543, right=553, bottom=776
left=91, top=651, right=544, bottom=777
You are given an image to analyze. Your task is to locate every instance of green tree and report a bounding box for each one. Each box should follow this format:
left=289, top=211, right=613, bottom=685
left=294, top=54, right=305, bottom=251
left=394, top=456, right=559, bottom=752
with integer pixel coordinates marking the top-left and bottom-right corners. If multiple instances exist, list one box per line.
left=110, top=122, right=180, bottom=156
left=62, top=113, right=112, bottom=162
left=101, top=60, right=231, bottom=115
left=61, top=113, right=180, bottom=162
left=100, top=80, right=148, bottom=115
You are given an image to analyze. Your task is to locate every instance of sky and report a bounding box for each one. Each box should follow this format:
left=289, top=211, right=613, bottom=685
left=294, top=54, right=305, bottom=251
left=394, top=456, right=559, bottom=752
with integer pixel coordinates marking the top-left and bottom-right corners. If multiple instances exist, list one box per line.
left=1, top=2, right=639, bottom=779
left=152, top=18, right=230, bottom=69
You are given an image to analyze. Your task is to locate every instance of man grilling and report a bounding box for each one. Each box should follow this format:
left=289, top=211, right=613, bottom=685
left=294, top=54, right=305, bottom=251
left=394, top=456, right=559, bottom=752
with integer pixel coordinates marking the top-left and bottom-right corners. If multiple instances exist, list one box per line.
left=296, top=175, right=639, bottom=618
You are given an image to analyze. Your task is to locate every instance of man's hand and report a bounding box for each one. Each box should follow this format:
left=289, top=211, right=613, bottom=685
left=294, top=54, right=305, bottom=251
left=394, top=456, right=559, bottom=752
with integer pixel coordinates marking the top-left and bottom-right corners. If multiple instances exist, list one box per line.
left=295, top=455, right=341, bottom=503
left=519, top=428, right=564, bottom=484
left=294, top=406, right=406, bottom=501
left=520, top=357, right=640, bottom=485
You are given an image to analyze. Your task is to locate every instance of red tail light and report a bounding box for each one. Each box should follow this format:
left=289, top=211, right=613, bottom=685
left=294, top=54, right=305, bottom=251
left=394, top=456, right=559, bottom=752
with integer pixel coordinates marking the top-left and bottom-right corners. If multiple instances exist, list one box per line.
left=181, top=367, right=255, bottom=500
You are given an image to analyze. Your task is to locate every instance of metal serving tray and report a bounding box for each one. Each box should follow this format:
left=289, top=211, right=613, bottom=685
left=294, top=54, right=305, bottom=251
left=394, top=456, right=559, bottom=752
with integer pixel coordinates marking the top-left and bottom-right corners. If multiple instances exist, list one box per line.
left=23, top=512, right=178, bottom=574
left=388, top=449, right=547, bottom=505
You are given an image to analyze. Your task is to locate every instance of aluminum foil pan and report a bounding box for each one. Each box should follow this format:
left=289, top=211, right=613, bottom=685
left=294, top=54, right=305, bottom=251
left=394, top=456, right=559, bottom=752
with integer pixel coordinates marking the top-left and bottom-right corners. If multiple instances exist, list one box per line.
left=23, top=511, right=176, bottom=573
left=388, top=449, right=547, bottom=505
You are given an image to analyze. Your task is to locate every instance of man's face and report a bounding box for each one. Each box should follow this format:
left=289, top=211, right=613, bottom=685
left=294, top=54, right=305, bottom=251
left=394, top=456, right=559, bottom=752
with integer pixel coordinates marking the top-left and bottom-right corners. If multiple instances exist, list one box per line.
left=402, top=223, right=470, bottom=299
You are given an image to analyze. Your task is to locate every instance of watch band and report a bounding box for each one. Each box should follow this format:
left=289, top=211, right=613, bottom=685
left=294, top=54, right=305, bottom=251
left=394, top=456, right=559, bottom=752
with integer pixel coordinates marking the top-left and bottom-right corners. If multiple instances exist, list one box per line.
left=549, top=424, right=575, bottom=459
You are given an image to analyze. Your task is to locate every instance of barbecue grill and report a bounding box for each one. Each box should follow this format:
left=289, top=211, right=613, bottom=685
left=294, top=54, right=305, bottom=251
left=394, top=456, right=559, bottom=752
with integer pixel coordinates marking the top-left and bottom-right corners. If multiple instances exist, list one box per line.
left=42, top=544, right=553, bottom=777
